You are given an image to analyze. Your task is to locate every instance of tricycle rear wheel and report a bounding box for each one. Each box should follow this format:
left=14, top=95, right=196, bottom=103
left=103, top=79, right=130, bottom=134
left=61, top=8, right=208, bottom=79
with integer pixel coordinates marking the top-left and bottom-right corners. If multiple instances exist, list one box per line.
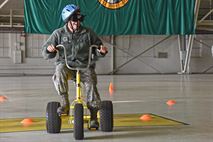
left=46, top=102, right=61, bottom=133
left=99, top=101, right=113, bottom=132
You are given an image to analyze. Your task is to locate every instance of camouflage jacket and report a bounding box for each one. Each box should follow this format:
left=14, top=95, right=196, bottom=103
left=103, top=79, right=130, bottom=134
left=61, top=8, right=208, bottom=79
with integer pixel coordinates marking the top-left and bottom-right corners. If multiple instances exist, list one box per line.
left=42, top=24, right=105, bottom=68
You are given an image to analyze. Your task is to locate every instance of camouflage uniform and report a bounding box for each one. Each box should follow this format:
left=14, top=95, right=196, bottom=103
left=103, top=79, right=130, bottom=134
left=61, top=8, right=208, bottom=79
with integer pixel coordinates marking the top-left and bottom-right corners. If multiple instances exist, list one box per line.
left=42, top=24, right=105, bottom=113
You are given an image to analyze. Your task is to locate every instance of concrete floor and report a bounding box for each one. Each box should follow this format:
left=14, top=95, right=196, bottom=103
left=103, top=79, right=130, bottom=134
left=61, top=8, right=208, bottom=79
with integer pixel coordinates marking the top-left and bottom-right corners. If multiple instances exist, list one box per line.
left=1, top=74, right=213, bottom=142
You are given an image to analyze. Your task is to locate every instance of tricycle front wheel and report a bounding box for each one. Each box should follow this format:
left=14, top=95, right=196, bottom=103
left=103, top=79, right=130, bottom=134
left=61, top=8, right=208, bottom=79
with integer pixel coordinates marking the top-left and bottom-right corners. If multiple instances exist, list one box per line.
left=74, top=103, right=84, bottom=140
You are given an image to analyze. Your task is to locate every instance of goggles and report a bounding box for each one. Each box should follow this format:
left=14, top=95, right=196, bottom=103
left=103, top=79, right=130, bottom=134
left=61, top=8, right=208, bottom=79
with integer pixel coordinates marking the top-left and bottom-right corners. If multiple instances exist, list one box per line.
left=70, top=13, right=84, bottom=22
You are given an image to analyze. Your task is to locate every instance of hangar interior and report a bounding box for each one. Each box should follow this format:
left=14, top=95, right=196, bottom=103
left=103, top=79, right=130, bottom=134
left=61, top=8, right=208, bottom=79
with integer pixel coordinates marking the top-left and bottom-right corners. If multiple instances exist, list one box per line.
left=0, top=0, right=212, bottom=75
left=0, top=0, right=213, bottom=142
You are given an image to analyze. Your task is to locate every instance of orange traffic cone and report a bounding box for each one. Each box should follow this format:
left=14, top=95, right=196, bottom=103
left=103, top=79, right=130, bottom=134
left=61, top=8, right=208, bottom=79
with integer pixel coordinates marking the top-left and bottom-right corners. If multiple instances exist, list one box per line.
left=0, top=95, right=8, bottom=103
left=166, top=100, right=176, bottom=106
left=109, top=82, right=114, bottom=96
left=140, top=114, right=152, bottom=121
left=21, top=118, right=33, bottom=126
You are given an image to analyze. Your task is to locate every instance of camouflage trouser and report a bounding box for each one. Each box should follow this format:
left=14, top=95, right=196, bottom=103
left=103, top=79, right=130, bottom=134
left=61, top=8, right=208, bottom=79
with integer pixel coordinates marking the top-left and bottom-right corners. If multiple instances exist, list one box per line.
left=52, top=63, right=101, bottom=110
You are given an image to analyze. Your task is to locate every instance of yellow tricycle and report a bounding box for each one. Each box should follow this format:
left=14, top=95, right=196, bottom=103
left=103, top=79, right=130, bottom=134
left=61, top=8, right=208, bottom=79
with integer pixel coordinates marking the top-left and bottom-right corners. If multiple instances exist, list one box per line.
left=46, top=45, right=113, bottom=140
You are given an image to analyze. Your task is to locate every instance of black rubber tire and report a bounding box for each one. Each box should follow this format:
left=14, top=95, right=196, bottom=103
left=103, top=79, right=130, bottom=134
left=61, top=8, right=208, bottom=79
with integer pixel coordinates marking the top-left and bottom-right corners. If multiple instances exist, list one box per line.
left=99, top=100, right=114, bottom=132
left=74, top=103, right=84, bottom=140
left=46, top=102, right=61, bottom=133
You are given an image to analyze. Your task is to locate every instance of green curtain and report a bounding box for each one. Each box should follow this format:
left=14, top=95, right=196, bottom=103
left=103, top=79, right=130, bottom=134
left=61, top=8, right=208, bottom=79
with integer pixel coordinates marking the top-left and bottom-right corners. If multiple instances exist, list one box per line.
left=24, top=0, right=195, bottom=35
left=24, top=0, right=70, bottom=34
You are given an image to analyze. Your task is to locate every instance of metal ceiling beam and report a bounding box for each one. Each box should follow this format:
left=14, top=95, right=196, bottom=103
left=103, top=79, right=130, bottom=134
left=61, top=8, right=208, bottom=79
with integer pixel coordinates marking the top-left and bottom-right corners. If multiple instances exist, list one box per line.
left=196, top=0, right=213, bottom=32
left=0, top=0, right=9, bottom=9
left=197, top=27, right=213, bottom=32
left=198, top=9, right=213, bottom=23
left=197, top=20, right=213, bottom=26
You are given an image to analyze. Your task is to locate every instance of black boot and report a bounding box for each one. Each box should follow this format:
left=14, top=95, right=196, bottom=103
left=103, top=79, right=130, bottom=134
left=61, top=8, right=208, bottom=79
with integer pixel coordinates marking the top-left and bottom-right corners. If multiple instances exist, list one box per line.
left=57, top=94, right=70, bottom=115
left=89, top=109, right=99, bottom=129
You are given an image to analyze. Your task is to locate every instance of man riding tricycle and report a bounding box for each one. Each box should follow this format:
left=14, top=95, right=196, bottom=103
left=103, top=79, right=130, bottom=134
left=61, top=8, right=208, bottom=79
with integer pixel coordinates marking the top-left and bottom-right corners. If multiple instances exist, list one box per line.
left=42, top=4, right=113, bottom=140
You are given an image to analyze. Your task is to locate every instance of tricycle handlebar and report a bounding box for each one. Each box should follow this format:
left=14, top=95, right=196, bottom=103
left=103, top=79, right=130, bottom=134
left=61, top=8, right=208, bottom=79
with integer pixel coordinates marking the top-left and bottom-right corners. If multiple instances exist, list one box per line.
left=56, top=44, right=99, bottom=71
